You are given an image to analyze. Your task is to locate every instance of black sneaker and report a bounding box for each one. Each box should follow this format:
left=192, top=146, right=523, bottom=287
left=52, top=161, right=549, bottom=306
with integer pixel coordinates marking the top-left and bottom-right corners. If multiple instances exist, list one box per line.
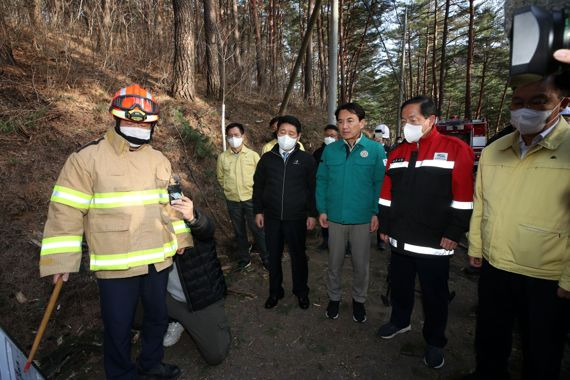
left=352, top=299, right=367, bottom=323
left=376, top=322, right=411, bottom=339
left=424, top=345, right=445, bottom=369
left=325, top=300, right=340, bottom=320
left=235, top=260, right=252, bottom=272
left=137, top=362, right=181, bottom=379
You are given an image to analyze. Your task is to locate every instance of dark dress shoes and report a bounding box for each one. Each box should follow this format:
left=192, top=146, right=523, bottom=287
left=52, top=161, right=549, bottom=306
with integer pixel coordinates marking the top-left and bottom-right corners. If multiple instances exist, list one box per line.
left=298, top=295, right=310, bottom=309
left=264, top=292, right=284, bottom=309
left=137, top=362, right=181, bottom=379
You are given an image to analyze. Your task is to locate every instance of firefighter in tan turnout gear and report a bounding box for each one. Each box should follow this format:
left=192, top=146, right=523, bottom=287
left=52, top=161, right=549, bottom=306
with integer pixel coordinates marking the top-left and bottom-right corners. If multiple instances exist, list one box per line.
left=39, top=84, right=191, bottom=380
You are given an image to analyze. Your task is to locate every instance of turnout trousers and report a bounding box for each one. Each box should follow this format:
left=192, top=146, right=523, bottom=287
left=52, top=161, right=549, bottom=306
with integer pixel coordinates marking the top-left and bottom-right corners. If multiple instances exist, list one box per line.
left=97, top=265, right=169, bottom=380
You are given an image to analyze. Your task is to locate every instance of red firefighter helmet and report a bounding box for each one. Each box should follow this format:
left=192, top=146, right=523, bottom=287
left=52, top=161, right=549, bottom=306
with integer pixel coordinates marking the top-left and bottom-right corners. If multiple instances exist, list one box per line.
left=109, top=84, right=159, bottom=123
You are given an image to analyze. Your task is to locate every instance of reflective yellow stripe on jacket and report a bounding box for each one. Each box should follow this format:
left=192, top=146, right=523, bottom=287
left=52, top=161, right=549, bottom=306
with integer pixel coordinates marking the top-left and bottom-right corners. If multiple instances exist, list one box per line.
left=50, top=186, right=169, bottom=209
left=91, top=189, right=169, bottom=208
left=51, top=185, right=92, bottom=209
left=90, top=240, right=178, bottom=271
left=172, top=220, right=190, bottom=234
left=40, top=235, right=82, bottom=255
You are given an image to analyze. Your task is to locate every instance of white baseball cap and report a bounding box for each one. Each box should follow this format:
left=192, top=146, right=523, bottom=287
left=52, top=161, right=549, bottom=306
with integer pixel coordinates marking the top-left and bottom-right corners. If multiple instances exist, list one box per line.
left=374, top=124, right=390, bottom=139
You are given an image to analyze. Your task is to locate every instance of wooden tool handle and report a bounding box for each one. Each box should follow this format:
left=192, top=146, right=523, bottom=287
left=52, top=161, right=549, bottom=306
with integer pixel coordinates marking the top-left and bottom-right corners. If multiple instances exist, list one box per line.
left=24, top=276, right=64, bottom=372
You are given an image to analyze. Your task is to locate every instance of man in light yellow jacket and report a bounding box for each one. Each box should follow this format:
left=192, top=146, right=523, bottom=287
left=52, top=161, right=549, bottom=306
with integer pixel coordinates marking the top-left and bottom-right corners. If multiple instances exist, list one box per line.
left=217, top=123, right=268, bottom=271
left=467, top=74, right=570, bottom=380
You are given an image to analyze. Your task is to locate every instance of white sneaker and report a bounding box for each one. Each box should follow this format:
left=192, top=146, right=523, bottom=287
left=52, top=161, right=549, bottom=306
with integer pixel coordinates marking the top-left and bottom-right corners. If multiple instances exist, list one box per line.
left=163, top=322, right=184, bottom=347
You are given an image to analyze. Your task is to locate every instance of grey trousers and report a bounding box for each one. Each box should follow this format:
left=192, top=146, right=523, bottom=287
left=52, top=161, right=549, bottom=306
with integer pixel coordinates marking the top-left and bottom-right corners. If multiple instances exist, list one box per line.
left=166, top=294, right=231, bottom=365
left=327, top=221, right=371, bottom=303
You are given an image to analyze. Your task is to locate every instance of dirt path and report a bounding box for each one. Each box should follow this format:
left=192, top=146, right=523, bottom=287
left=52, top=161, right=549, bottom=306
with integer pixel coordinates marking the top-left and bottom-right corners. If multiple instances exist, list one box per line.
left=21, top=233, right=570, bottom=379
left=160, top=234, right=569, bottom=380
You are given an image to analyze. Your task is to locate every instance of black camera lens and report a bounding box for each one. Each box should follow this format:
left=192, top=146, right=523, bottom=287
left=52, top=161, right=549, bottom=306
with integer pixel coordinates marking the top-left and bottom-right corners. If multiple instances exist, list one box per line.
left=510, top=6, right=569, bottom=86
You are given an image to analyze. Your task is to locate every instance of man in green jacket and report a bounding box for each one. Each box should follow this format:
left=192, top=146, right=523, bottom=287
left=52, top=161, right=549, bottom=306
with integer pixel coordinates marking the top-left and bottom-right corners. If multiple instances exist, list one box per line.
left=316, top=102, right=386, bottom=323
left=467, top=73, right=570, bottom=379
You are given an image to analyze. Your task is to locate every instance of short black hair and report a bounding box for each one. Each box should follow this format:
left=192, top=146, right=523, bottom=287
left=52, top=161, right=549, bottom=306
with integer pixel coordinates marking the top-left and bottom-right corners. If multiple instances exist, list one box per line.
left=335, top=102, right=365, bottom=121
left=401, top=96, right=437, bottom=118
left=324, top=124, right=338, bottom=132
left=269, top=116, right=281, bottom=128
left=225, top=122, right=244, bottom=135
left=552, top=71, right=570, bottom=97
left=277, top=115, right=302, bottom=133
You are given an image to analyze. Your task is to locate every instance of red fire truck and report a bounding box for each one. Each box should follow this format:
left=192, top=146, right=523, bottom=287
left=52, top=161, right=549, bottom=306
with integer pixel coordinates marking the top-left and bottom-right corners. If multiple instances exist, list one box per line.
left=436, top=117, right=488, bottom=168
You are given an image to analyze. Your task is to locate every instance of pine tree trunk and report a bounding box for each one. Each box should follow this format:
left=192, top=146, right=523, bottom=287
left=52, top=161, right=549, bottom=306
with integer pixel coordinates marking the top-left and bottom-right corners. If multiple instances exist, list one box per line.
left=267, top=0, right=276, bottom=85
left=250, top=0, right=265, bottom=88
left=0, top=13, right=15, bottom=65
left=317, top=5, right=327, bottom=105
left=464, top=0, right=475, bottom=120
left=98, top=0, right=112, bottom=52
left=437, top=0, right=450, bottom=114
left=231, top=0, right=241, bottom=69
left=203, top=0, right=222, bottom=99
left=171, top=0, right=196, bottom=101
left=339, top=0, right=346, bottom=104
left=494, top=81, right=509, bottom=133
left=26, top=0, right=43, bottom=28
left=431, top=0, right=438, bottom=103
left=422, top=24, right=429, bottom=95
left=304, top=0, right=315, bottom=103
left=475, top=54, right=488, bottom=119
left=407, top=31, right=413, bottom=98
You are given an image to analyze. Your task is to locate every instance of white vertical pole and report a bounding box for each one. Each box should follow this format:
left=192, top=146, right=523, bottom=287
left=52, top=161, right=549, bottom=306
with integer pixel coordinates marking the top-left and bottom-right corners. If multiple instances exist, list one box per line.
left=221, top=103, right=226, bottom=151
left=327, top=0, right=339, bottom=125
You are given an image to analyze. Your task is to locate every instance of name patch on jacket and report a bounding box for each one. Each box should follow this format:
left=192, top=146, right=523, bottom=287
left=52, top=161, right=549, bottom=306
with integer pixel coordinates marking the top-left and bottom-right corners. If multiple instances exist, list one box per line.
left=434, top=152, right=448, bottom=160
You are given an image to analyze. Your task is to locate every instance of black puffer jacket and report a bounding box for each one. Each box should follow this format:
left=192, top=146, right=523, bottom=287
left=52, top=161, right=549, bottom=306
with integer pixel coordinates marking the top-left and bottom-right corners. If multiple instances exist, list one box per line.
left=253, top=144, right=317, bottom=220
left=174, top=209, right=227, bottom=312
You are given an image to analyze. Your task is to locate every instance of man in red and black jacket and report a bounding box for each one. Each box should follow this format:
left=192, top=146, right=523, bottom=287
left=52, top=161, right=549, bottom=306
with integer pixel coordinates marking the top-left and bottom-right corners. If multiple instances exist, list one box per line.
left=376, top=96, right=474, bottom=369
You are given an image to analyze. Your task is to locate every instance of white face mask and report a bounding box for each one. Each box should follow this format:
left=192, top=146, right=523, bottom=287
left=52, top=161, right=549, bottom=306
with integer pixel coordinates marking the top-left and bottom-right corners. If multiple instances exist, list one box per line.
left=403, top=123, right=424, bottom=143
left=119, top=126, right=152, bottom=147
left=324, top=136, right=336, bottom=145
left=227, top=136, right=243, bottom=149
left=510, top=108, right=554, bottom=135
left=277, top=135, right=297, bottom=151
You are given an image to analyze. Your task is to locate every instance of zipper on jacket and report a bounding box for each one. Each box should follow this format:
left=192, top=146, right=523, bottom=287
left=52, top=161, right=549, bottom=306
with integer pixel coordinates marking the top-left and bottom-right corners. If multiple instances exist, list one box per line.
left=281, top=154, right=289, bottom=220
left=270, top=150, right=289, bottom=220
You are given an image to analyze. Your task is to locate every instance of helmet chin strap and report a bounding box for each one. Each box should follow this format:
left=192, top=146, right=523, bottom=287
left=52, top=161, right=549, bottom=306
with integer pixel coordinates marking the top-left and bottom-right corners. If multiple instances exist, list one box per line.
left=114, top=118, right=155, bottom=146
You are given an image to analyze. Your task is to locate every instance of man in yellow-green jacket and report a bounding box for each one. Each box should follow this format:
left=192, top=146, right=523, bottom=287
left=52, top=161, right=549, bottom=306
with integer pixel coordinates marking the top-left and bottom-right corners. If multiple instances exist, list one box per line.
left=467, top=74, right=570, bottom=380
left=217, top=123, right=268, bottom=271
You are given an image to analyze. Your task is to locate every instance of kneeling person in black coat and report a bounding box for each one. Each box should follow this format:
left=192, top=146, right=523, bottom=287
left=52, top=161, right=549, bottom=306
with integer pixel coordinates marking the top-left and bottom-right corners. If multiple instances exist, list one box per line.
left=253, top=115, right=317, bottom=310
left=164, top=196, right=230, bottom=366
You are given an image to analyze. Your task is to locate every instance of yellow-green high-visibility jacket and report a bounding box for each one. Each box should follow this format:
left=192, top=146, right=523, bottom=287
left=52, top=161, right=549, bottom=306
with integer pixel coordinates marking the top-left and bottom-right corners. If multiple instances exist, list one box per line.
left=468, top=118, right=570, bottom=291
left=40, top=128, right=193, bottom=280
left=261, top=139, right=305, bottom=155
left=216, top=145, right=259, bottom=202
